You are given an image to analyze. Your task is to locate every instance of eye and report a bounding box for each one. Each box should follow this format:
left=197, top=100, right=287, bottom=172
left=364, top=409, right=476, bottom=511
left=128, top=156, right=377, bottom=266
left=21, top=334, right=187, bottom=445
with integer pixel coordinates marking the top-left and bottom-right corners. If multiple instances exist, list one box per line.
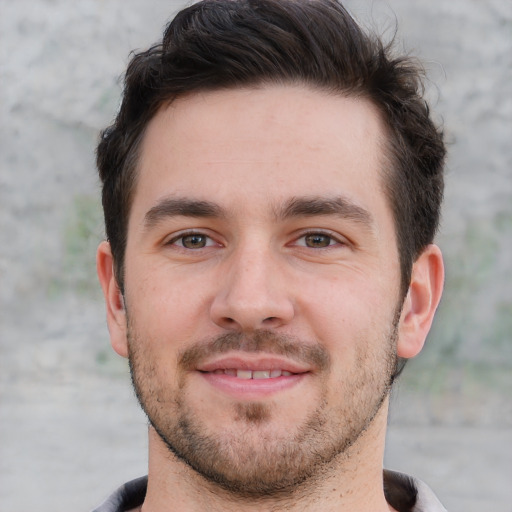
left=296, top=232, right=339, bottom=248
left=170, top=233, right=216, bottom=249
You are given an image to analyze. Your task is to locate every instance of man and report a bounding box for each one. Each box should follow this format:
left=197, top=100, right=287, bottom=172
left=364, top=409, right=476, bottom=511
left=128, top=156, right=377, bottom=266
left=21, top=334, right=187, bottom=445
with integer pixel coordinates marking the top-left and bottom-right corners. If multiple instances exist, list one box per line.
left=94, top=0, right=447, bottom=510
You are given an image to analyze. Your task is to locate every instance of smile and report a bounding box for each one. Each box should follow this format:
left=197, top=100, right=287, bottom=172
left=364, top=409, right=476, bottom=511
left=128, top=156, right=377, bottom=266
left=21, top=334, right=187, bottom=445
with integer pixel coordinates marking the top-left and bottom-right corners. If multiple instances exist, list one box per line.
left=196, top=358, right=309, bottom=399
left=195, top=355, right=311, bottom=399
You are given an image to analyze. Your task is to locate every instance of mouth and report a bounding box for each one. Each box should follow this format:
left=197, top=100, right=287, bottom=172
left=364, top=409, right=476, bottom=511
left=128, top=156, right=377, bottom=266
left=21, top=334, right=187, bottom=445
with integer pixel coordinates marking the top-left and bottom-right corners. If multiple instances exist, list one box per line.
left=196, top=355, right=310, bottom=399
left=203, top=368, right=294, bottom=379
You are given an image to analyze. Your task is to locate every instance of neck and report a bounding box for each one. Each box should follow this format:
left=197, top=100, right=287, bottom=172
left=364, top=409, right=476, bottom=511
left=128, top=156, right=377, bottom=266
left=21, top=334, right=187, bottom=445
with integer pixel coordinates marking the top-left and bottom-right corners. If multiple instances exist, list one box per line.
left=141, top=399, right=394, bottom=512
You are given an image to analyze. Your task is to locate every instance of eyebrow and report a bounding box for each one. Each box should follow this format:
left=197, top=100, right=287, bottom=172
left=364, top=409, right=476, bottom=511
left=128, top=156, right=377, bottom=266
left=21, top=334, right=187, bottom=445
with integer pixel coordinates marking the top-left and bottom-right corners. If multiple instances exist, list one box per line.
left=278, top=196, right=374, bottom=228
left=144, top=198, right=225, bottom=229
left=143, top=195, right=374, bottom=230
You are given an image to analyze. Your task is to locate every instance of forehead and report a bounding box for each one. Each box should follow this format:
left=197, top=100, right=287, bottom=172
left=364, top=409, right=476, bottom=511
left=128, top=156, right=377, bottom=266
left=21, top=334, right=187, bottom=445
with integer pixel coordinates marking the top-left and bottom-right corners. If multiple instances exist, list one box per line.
left=133, top=85, right=390, bottom=226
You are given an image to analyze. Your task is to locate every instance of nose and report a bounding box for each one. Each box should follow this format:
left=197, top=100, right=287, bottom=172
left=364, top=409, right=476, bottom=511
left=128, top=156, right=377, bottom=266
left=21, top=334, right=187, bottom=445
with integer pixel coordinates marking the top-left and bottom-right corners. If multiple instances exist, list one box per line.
left=210, top=244, right=295, bottom=332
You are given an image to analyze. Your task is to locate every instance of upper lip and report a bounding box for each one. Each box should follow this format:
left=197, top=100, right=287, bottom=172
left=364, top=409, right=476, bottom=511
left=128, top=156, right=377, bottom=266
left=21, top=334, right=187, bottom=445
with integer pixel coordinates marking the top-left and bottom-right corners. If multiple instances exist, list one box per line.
left=196, top=354, right=311, bottom=374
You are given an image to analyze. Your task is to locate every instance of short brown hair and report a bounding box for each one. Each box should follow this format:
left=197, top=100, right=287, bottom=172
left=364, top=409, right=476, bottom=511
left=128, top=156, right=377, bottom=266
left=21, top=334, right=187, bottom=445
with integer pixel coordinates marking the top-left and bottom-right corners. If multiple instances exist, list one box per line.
left=97, top=0, right=445, bottom=297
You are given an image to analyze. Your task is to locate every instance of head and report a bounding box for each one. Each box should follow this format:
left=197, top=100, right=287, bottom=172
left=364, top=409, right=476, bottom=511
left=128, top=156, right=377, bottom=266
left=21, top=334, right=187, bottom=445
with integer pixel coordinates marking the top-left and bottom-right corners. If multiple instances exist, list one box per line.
left=97, top=0, right=445, bottom=299
left=96, top=0, right=445, bottom=501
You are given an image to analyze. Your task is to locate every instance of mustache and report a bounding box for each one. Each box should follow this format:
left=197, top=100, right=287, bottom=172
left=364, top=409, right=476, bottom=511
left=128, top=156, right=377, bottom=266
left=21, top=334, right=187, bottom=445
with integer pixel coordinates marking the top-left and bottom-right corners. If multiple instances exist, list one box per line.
left=178, top=330, right=330, bottom=372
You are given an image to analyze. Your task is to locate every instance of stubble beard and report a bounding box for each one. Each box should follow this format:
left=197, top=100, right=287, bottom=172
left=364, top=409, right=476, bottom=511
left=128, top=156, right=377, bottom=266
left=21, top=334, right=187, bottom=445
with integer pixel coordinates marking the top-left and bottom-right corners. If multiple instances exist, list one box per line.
left=127, top=321, right=399, bottom=500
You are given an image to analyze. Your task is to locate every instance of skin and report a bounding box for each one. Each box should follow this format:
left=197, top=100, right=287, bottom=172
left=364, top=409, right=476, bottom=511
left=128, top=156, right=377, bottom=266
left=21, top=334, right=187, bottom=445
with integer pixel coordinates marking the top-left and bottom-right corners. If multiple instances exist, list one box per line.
left=97, top=85, right=444, bottom=512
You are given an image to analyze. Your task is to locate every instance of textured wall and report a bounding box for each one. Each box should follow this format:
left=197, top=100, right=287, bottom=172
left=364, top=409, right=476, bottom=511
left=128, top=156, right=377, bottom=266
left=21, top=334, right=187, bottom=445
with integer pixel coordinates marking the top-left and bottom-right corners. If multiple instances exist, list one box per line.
left=0, top=1, right=511, bottom=510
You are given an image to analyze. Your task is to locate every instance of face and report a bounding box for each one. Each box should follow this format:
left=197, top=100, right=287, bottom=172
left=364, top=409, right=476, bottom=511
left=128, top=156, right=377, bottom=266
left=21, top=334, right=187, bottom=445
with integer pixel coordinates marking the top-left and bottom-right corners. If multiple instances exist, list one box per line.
left=121, top=86, right=404, bottom=496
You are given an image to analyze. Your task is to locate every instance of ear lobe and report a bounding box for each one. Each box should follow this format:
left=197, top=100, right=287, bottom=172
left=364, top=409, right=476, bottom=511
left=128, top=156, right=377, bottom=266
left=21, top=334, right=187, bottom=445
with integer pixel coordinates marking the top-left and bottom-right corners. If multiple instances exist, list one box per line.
left=397, top=244, right=444, bottom=359
left=96, top=240, right=129, bottom=358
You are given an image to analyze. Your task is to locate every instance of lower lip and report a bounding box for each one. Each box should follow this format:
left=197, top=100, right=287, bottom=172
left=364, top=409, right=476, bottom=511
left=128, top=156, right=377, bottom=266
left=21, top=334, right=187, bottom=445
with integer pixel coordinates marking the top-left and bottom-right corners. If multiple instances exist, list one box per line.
left=199, top=372, right=306, bottom=400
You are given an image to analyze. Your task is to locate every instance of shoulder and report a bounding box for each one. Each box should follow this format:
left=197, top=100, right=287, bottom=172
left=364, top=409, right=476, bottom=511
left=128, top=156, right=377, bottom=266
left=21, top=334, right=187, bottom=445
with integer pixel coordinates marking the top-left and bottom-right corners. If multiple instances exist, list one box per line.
left=91, top=476, right=148, bottom=512
left=384, top=469, right=447, bottom=512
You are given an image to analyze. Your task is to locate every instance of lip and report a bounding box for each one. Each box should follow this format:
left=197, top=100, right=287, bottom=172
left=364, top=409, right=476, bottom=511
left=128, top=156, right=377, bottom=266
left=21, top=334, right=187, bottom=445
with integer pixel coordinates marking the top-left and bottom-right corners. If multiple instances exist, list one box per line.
left=196, top=355, right=311, bottom=374
left=196, top=354, right=311, bottom=400
left=199, top=371, right=307, bottom=400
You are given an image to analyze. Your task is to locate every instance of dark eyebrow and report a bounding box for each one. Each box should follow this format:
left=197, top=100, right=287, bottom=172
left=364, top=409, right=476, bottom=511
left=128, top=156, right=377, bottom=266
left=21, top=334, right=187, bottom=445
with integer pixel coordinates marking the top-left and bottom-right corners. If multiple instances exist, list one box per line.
left=144, top=198, right=225, bottom=229
left=278, top=196, right=374, bottom=228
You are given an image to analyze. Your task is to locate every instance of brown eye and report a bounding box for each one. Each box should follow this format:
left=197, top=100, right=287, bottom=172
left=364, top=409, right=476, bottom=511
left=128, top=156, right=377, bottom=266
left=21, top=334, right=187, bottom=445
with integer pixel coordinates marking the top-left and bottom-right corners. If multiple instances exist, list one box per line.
left=181, top=234, right=208, bottom=249
left=304, top=233, right=333, bottom=248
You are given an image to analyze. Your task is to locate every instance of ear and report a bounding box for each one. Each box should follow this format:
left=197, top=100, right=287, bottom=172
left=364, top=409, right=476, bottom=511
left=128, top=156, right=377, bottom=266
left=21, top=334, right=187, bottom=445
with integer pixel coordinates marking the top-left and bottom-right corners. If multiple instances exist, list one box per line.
left=397, top=244, right=444, bottom=359
left=96, top=240, right=129, bottom=358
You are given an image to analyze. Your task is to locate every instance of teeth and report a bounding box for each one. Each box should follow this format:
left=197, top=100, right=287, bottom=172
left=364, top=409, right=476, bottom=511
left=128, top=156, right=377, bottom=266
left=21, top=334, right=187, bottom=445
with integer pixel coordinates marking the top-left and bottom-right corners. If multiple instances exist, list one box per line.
left=214, top=369, right=293, bottom=379
left=253, top=370, right=270, bottom=379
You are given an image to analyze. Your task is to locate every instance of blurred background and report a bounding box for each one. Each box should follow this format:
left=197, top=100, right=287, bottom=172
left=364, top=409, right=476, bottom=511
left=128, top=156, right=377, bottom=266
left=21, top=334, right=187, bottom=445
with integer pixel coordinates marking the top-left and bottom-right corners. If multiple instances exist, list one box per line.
left=0, top=0, right=511, bottom=510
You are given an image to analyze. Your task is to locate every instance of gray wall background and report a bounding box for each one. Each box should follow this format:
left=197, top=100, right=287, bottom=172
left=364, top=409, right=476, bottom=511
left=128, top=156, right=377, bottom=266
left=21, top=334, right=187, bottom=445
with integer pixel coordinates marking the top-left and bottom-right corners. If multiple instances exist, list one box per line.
left=0, top=1, right=511, bottom=510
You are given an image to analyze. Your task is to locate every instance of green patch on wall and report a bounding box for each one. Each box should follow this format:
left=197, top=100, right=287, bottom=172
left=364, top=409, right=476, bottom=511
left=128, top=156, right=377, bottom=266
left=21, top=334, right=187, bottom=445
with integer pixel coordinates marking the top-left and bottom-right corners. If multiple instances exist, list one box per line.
left=48, top=194, right=104, bottom=298
left=396, top=359, right=512, bottom=425
left=428, top=212, right=511, bottom=364
left=402, top=358, right=512, bottom=395
left=489, top=301, right=512, bottom=351
left=94, top=83, right=121, bottom=116
left=95, top=347, right=130, bottom=377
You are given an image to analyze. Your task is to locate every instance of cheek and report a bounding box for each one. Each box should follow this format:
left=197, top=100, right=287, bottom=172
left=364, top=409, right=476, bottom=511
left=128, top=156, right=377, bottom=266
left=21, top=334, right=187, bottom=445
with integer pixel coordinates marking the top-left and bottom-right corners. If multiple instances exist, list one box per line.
left=299, top=273, right=398, bottom=364
left=300, top=271, right=389, bottom=331
left=124, top=261, right=214, bottom=345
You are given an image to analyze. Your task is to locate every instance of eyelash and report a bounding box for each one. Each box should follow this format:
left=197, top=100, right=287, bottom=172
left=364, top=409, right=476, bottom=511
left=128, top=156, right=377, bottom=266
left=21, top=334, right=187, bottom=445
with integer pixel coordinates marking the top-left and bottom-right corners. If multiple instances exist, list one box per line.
left=166, top=231, right=219, bottom=250
left=293, top=230, right=346, bottom=249
left=166, top=230, right=346, bottom=251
